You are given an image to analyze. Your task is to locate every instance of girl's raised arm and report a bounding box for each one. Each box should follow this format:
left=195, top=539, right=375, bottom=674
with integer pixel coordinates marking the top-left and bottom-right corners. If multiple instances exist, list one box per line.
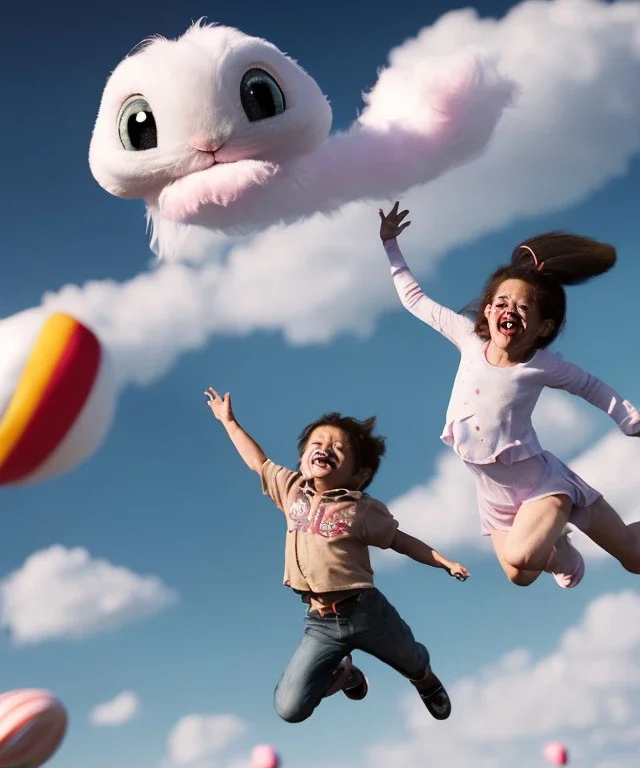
left=379, top=203, right=474, bottom=349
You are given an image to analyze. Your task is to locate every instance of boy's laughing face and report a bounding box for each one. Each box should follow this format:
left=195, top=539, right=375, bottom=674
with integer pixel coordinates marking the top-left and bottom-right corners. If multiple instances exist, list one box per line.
left=300, top=425, right=369, bottom=492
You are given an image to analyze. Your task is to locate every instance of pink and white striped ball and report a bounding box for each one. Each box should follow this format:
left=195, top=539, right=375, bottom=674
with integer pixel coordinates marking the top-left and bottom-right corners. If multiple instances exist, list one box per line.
left=251, top=744, right=280, bottom=768
left=0, top=689, right=68, bottom=768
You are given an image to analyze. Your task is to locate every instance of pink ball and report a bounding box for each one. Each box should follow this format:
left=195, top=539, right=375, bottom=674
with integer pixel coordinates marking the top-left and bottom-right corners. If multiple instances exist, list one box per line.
left=0, top=689, right=68, bottom=768
left=543, top=741, right=568, bottom=765
left=251, top=744, right=280, bottom=768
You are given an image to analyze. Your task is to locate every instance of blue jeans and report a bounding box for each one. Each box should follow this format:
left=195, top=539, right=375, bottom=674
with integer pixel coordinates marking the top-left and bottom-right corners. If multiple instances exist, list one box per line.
left=274, top=587, right=430, bottom=723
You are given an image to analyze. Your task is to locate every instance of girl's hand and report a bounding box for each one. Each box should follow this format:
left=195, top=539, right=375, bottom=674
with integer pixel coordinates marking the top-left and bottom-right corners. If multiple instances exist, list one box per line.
left=204, top=386, right=235, bottom=424
left=379, top=201, right=411, bottom=242
left=448, top=562, right=469, bottom=581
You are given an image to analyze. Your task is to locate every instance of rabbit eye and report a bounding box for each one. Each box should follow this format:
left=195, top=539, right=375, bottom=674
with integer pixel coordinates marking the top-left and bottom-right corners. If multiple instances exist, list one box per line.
left=118, top=95, right=157, bottom=151
left=240, top=68, right=286, bottom=122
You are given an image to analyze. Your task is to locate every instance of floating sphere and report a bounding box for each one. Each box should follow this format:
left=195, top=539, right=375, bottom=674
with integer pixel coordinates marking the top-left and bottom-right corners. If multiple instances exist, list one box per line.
left=0, top=310, right=116, bottom=486
left=0, top=688, right=68, bottom=768
left=543, top=741, right=568, bottom=765
left=251, top=744, right=280, bottom=768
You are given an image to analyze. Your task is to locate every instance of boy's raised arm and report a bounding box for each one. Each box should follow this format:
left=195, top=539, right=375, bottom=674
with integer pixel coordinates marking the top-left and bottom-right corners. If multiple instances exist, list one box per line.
left=205, top=387, right=267, bottom=473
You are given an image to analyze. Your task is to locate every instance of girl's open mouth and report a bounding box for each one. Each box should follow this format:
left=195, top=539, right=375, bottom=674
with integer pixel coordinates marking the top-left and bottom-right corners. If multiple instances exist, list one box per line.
left=499, top=318, right=521, bottom=337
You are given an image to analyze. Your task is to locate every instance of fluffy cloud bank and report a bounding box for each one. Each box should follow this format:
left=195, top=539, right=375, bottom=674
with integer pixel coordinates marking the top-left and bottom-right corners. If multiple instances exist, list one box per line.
left=366, top=589, right=640, bottom=768
left=164, top=713, right=247, bottom=767
left=0, top=545, right=178, bottom=644
left=36, top=0, right=640, bottom=388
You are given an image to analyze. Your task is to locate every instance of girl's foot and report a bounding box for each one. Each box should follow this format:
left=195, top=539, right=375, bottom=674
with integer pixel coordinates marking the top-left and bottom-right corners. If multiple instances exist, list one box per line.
left=413, top=671, right=451, bottom=720
left=548, top=530, right=585, bottom=589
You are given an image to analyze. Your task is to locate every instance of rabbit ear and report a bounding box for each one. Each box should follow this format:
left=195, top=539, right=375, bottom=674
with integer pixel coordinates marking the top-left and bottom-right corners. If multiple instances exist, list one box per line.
left=89, top=21, right=332, bottom=203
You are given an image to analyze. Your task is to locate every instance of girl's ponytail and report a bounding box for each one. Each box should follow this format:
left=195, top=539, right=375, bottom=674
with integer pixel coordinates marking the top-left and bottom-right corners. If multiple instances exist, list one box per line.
left=511, top=231, right=616, bottom=285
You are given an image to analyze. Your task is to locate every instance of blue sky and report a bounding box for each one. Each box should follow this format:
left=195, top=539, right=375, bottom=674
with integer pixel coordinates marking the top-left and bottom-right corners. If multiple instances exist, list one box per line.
left=1, top=1, right=640, bottom=767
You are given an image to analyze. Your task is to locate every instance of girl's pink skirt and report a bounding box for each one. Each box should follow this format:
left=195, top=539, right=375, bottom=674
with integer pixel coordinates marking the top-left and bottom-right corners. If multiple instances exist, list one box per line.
left=464, top=451, right=601, bottom=536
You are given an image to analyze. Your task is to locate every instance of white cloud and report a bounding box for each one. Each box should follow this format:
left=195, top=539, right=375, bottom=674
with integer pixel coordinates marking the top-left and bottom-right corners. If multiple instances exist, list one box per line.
left=365, top=589, right=640, bottom=768
left=89, top=690, right=140, bottom=726
left=0, top=545, right=178, bottom=645
left=532, top=388, right=595, bottom=459
left=374, top=389, right=597, bottom=570
left=165, top=714, right=247, bottom=767
left=36, top=0, right=640, bottom=388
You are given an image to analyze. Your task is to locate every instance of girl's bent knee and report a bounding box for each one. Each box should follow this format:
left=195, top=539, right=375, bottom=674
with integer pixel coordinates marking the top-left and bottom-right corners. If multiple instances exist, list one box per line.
left=502, top=565, right=539, bottom=586
left=507, top=570, right=536, bottom=587
left=503, top=541, right=548, bottom=572
left=503, top=545, right=530, bottom=571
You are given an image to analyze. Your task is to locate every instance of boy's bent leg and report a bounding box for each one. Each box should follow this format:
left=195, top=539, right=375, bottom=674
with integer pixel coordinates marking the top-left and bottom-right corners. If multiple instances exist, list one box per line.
left=323, top=654, right=365, bottom=699
left=274, top=623, right=348, bottom=724
left=352, top=588, right=451, bottom=720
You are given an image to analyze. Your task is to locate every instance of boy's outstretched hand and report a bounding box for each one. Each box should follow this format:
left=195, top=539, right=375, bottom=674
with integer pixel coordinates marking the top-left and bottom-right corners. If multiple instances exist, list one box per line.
left=203, top=386, right=267, bottom=472
left=379, top=201, right=411, bottom=242
left=448, top=562, right=470, bottom=581
left=205, top=386, right=234, bottom=424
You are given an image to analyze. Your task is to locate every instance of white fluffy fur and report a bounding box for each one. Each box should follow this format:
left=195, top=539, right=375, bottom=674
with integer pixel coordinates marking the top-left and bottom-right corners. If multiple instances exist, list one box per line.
left=90, top=20, right=518, bottom=260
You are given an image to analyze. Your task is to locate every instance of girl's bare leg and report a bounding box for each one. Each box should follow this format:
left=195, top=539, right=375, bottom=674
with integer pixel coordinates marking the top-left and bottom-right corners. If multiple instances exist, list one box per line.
left=491, top=496, right=585, bottom=588
left=502, top=494, right=571, bottom=569
left=575, top=497, right=640, bottom=574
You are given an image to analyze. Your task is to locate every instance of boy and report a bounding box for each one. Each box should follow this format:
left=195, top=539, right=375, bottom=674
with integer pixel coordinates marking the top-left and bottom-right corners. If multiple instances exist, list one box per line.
left=205, top=386, right=469, bottom=723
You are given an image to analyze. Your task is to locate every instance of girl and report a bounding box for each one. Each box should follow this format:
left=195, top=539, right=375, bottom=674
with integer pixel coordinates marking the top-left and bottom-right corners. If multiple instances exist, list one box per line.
left=378, top=201, right=640, bottom=589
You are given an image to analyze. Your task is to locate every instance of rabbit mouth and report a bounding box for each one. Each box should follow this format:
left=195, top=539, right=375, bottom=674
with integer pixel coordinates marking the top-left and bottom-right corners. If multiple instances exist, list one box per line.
left=157, top=158, right=280, bottom=220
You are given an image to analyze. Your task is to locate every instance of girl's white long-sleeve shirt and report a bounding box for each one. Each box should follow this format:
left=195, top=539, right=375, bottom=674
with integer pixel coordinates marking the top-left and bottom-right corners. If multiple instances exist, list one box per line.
left=384, top=238, right=639, bottom=465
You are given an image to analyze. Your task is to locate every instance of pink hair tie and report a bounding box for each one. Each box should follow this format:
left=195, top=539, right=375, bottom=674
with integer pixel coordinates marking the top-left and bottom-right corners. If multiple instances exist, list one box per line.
left=520, top=244, right=544, bottom=271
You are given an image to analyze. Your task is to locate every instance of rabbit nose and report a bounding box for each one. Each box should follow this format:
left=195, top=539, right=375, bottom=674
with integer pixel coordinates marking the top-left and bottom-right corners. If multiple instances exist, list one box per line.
left=189, top=136, right=220, bottom=153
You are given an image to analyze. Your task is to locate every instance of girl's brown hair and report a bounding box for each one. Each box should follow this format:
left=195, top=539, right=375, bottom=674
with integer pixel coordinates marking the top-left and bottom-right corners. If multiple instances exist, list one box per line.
left=474, top=231, right=616, bottom=348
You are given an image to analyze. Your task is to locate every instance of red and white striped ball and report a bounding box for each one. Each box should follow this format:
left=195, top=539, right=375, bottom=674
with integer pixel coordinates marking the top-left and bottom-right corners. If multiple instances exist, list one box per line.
left=0, top=690, right=67, bottom=768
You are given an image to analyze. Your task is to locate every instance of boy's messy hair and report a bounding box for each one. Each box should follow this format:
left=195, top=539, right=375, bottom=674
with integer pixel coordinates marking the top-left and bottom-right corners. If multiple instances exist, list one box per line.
left=297, top=413, right=386, bottom=491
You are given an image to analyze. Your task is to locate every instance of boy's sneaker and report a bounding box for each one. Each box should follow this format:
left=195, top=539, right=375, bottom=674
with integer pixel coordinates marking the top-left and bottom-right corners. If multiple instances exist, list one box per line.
left=548, top=529, right=585, bottom=589
left=342, top=666, right=369, bottom=701
left=413, top=671, right=451, bottom=720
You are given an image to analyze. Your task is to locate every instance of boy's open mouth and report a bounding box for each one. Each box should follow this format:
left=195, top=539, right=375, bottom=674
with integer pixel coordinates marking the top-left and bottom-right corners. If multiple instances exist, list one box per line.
left=311, top=451, right=337, bottom=470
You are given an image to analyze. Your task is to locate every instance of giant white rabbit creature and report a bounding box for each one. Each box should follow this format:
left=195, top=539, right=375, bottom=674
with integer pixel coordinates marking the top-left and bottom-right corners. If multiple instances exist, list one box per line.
left=89, top=19, right=518, bottom=260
